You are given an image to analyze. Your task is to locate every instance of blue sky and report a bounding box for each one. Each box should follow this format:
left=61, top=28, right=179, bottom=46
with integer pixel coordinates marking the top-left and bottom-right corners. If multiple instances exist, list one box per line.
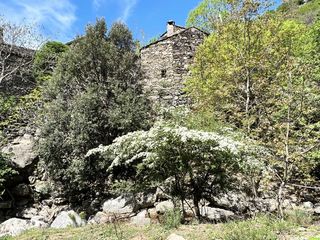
left=0, top=0, right=202, bottom=45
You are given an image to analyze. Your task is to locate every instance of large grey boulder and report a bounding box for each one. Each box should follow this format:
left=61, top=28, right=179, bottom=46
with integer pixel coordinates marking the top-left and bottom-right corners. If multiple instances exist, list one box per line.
left=131, top=210, right=151, bottom=226
left=200, top=206, right=235, bottom=222
left=0, top=218, right=30, bottom=237
left=314, top=206, right=320, bottom=215
left=50, top=210, right=86, bottom=228
left=2, top=134, right=37, bottom=168
left=102, top=196, right=134, bottom=215
left=88, top=212, right=112, bottom=225
left=301, top=201, right=314, bottom=210
left=155, top=200, right=174, bottom=214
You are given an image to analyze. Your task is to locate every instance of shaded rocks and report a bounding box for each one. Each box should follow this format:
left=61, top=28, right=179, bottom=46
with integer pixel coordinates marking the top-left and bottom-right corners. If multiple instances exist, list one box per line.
left=50, top=210, right=86, bottom=228
left=135, top=193, right=156, bottom=210
left=200, top=206, right=235, bottom=222
left=12, top=183, right=31, bottom=197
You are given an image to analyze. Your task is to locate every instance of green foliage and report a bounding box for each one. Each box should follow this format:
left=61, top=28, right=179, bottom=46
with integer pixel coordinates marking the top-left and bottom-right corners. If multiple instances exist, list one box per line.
left=0, top=87, right=42, bottom=144
left=186, top=0, right=230, bottom=32
left=162, top=107, right=234, bottom=134
left=284, top=209, right=314, bottom=226
left=278, top=0, right=320, bottom=24
left=88, top=123, right=262, bottom=220
left=161, top=208, right=182, bottom=230
left=0, top=153, right=16, bottom=194
left=186, top=2, right=320, bottom=188
left=211, top=214, right=294, bottom=240
left=33, top=41, right=68, bottom=79
left=37, top=19, right=152, bottom=203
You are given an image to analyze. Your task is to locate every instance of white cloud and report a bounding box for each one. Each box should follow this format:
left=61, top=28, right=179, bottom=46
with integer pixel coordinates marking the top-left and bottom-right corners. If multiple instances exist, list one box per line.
left=119, top=0, right=137, bottom=22
left=0, top=0, right=77, bottom=41
left=93, top=0, right=137, bottom=23
left=93, top=0, right=105, bottom=9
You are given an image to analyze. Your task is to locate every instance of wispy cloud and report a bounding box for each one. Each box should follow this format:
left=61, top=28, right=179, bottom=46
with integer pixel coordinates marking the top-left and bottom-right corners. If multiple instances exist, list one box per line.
left=93, top=0, right=105, bottom=9
left=119, top=0, right=137, bottom=22
left=0, top=0, right=77, bottom=41
left=92, top=0, right=137, bottom=23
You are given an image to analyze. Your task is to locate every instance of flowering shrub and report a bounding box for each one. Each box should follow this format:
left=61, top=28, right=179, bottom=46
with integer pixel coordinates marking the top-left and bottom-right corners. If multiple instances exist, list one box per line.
left=87, top=122, right=264, bottom=220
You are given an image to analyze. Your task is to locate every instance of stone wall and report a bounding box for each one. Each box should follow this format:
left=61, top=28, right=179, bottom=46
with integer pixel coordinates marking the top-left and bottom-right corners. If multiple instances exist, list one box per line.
left=0, top=43, right=35, bottom=96
left=140, top=27, right=207, bottom=107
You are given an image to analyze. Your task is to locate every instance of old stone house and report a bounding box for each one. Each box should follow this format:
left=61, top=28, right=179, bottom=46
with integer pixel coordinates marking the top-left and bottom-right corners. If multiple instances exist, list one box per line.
left=0, top=29, right=35, bottom=96
left=140, top=21, right=208, bottom=106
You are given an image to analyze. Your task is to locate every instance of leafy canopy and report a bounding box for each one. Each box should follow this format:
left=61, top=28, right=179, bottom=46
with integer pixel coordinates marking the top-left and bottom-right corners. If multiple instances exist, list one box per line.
left=37, top=19, right=152, bottom=204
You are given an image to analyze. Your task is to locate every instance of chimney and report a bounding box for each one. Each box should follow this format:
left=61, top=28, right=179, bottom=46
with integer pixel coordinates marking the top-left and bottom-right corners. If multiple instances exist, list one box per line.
left=167, top=20, right=175, bottom=37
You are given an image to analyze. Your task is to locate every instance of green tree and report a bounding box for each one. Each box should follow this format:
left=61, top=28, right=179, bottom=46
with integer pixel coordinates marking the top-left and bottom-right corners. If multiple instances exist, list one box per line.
left=33, top=41, right=68, bottom=80
left=87, top=123, right=260, bottom=222
left=38, top=19, right=152, bottom=204
left=186, top=0, right=230, bottom=32
left=186, top=1, right=320, bottom=216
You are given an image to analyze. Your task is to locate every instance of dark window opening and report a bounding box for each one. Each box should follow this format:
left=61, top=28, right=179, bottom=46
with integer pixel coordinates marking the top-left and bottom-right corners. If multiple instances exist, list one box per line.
left=161, top=69, right=167, bottom=78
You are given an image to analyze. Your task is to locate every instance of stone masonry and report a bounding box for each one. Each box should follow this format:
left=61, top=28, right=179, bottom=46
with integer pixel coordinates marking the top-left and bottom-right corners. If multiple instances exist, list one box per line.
left=140, top=21, right=208, bottom=107
left=0, top=29, right=35, bottom=96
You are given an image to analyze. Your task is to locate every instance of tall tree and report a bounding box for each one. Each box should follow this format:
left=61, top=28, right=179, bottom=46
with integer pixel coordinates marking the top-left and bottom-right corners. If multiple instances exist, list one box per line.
left=186, top=0, right=320, bottom=216
left=38, top=19, right=152, bottom=204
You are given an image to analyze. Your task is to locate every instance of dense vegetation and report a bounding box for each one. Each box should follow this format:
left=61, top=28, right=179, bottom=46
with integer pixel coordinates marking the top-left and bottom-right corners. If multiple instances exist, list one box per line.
left=186, top=0, right=320, bottom=217
left=0, top=0, right=319, bottom=233
left=37, top=19, right=152, bottom=204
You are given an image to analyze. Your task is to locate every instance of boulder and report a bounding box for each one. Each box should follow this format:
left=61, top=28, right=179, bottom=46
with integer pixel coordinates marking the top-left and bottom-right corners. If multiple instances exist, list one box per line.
left=131, top=210, right=151, bottom=226
left=0, top=218, right=44, bottom=237
left=166, top=233, right=186, bottom=240
left=200, top=206, right=235, bottom=222
left=88, top=212, right=112, bottom=225
left=2, top=134, right=37, bottom=169
left=30, top=216, right=49, bottom=228
left=265, top=198, right=278, bottom=212
left=50, top=210, right=86, bottom=228
left=102, top=196, right=134, bottom=215
left=301, top=201, right=314, bottom=210
left=314, top=206, right=320, bottom=215
left=18, top=207, right=39, bottom=219
left=212, top=192, right=249, bottom=213
left=155, top=200, right=174, bottom=214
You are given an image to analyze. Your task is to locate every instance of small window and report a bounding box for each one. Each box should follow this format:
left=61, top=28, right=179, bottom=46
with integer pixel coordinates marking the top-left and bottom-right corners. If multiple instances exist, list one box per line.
left=161, top=69, right=167, bottom=78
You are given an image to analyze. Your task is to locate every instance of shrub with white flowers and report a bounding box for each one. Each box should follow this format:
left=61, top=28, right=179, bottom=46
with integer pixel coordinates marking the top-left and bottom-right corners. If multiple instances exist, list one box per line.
left=87, top=122, right=264, bottom=221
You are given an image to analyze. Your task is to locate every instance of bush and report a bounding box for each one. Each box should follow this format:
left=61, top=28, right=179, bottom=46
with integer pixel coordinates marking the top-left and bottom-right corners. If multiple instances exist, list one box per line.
left=87, top=122, right=262, bottom=221
left=161, top=208, right=182, bottom=230
left=37, top=19, right=152, bottom=204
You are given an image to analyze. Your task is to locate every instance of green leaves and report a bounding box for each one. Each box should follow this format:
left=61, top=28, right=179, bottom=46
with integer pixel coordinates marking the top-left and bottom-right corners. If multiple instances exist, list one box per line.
left=37, top=19, right=152, bottom=203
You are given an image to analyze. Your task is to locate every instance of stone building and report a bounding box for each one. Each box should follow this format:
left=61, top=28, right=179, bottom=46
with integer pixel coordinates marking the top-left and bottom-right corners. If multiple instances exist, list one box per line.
left=140, top=21, right=208, bottom=106
left=0, top=29, right=35, bottom=96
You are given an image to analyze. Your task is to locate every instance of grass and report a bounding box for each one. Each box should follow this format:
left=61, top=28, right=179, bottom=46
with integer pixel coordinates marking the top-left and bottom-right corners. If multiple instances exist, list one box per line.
left=2, top=211, right=319, bottom=240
